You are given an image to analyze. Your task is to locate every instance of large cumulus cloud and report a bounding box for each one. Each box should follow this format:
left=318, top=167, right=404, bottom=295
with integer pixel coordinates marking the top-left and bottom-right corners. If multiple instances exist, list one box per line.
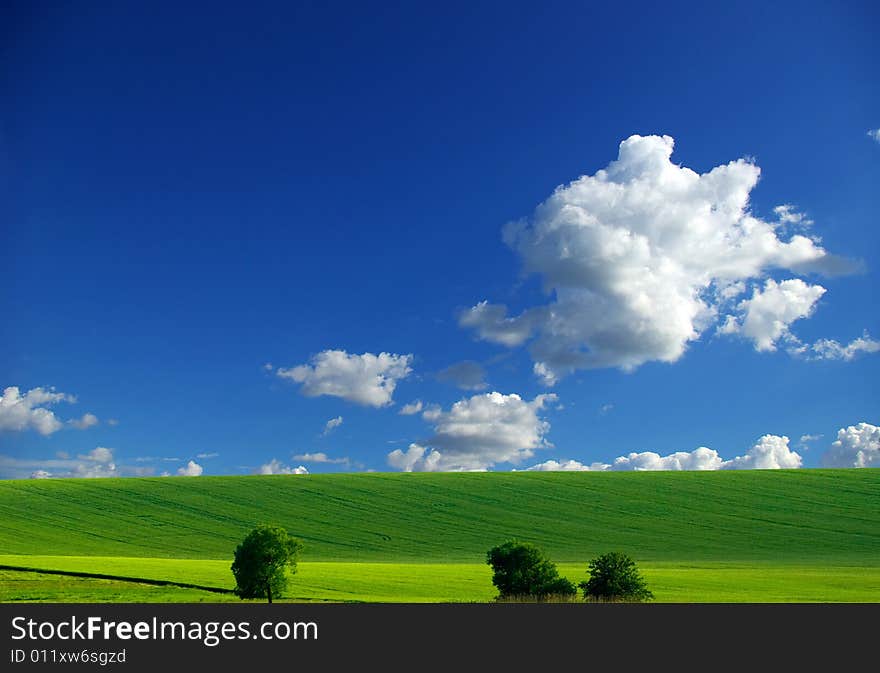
left=387, top=391, right=557, bottom=471
left=719, top=279, right=825, bottom=352
left=275, top=350, right=413, bottom=407
left=822, top=423, right=879, bottom=467
left=721, top=434, right=803, bottom=469
left=460, top=135, right=868, bottom=383
left=0, top=386, right=98, bottom=436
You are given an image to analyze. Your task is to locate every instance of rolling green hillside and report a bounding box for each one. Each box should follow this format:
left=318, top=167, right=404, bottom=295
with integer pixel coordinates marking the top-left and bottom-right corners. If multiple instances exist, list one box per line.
left=0, top=470, right=877, bottom=563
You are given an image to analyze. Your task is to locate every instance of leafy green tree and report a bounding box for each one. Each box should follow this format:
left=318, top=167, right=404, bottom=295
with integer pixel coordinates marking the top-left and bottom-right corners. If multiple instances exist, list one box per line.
left=486, top=539, right=577, bottom=600
left=231, top=524, right=303, bottom=603
left=579, top=551, right=653, bottom=602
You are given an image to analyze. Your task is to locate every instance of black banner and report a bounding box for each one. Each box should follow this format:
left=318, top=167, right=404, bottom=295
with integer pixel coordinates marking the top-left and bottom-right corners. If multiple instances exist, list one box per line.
left=2, top=603, right=876, bottom=670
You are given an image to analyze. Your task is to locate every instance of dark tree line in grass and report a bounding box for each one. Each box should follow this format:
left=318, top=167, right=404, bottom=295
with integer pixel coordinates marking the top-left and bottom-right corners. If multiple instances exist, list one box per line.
left=486, top=540, right=653, bottom=603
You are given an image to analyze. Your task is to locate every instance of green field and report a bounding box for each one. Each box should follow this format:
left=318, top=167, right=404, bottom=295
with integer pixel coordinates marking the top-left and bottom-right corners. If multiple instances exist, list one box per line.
left=1, top=470, right=878, bottom=602
left=2, top=557, right=878, bottom=603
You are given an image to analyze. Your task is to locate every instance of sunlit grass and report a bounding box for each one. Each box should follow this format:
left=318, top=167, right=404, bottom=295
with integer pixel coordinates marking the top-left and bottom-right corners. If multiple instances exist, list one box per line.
left=1, top=470, right=877, bottom=602
left=2, top=556, right=878, bottom=603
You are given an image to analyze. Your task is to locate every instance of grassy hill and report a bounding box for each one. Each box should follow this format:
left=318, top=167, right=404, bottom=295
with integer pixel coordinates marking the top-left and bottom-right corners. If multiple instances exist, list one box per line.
left=1, top=469, right=877, bottom=564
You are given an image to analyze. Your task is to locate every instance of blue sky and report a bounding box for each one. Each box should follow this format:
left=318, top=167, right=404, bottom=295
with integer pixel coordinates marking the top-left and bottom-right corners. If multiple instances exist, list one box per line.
left=1, top=0, right=878, bottom=478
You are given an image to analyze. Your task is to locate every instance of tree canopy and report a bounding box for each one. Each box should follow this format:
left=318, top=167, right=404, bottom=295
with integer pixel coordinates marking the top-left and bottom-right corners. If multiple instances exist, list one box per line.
left=231, top=523, right=303, bottom=603
left=579, top=551, right=653, bottom=602
left=486, top=539, right=576, bottom=600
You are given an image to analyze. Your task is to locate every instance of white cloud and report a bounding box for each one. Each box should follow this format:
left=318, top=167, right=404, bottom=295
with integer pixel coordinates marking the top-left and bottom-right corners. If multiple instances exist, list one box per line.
left=421, top=404, right=442, bottom=421
left=322, top=416, right=343, bottom=435
left=720, top=434, right=802, bottom=469
left=867, top=128, right=880, bottom=143
left=803, top=332, right=880, bottom=361
left=256, top=459, right=309, bottom=475
left=437, top=361, right=489, bottom=391
left=721, top=279, right=826, bottom=352
left=0, top=386, right=72, bottom=435
left=176, top=460, right=203, bottom=476
left=529, top=434, right=802, bottom=473
left=599, top=403, right=614, bottom=416
left=196, top=452, right=219, bottom=459
left=82, top=447, right=113, bottom=463
left=277, top=350, right=413, bottom=407
left=70, top=455, right=118, bottom=478
left=773, top=204, right=813, bottom=228
left=387, top=444, right=446, bottom=472
left=0, top=446, right=119, bottom=479
left=526, top=459, right=608, bottom=471
left=68, top=413, right=99, bottom=430
left=532, top=362, right=559, bottom=387
left=460, top=134, right=859, bottom=383
left=399, top=400, right=424, bottom=415
left=57, top=447, right=117, bottom=478
left=293, top=452, right=349, bottom=465
left=822, top=422, right=880, bottom=468
left=459, top=302, right=542, bottom=347
left=610, top=447, right=725, bottom=471
left=106, top=418, right=120, bottom=426
left=386, top=391, right=557, bottom=471
left=0, top=386, right=101, bottom=435
left=718, top=280, right=747, bottom=302
left=798, top=433, right=822, bottom=449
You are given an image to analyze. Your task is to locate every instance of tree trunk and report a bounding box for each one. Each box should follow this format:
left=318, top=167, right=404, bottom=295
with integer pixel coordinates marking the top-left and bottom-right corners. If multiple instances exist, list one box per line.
left=267, top=582, right=272, bottom=604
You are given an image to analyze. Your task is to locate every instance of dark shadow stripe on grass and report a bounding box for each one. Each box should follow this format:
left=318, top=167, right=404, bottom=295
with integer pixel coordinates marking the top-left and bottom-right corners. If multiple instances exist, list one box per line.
left=0, top=565, right=233, bottom=594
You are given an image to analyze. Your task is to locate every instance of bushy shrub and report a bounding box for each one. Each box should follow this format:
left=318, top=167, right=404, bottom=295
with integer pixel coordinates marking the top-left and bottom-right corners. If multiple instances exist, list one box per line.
left=579, top=551, right=653, bottom=603
left=486, top=539, right=577, bottom=601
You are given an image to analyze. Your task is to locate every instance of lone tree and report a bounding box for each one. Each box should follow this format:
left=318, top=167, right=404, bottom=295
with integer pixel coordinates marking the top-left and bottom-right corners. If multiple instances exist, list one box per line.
left=231, top=524, right=303, bottom=603
left=579, top=551, right=653, bottom=603
left=486, top=539, right=576, bottom=601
